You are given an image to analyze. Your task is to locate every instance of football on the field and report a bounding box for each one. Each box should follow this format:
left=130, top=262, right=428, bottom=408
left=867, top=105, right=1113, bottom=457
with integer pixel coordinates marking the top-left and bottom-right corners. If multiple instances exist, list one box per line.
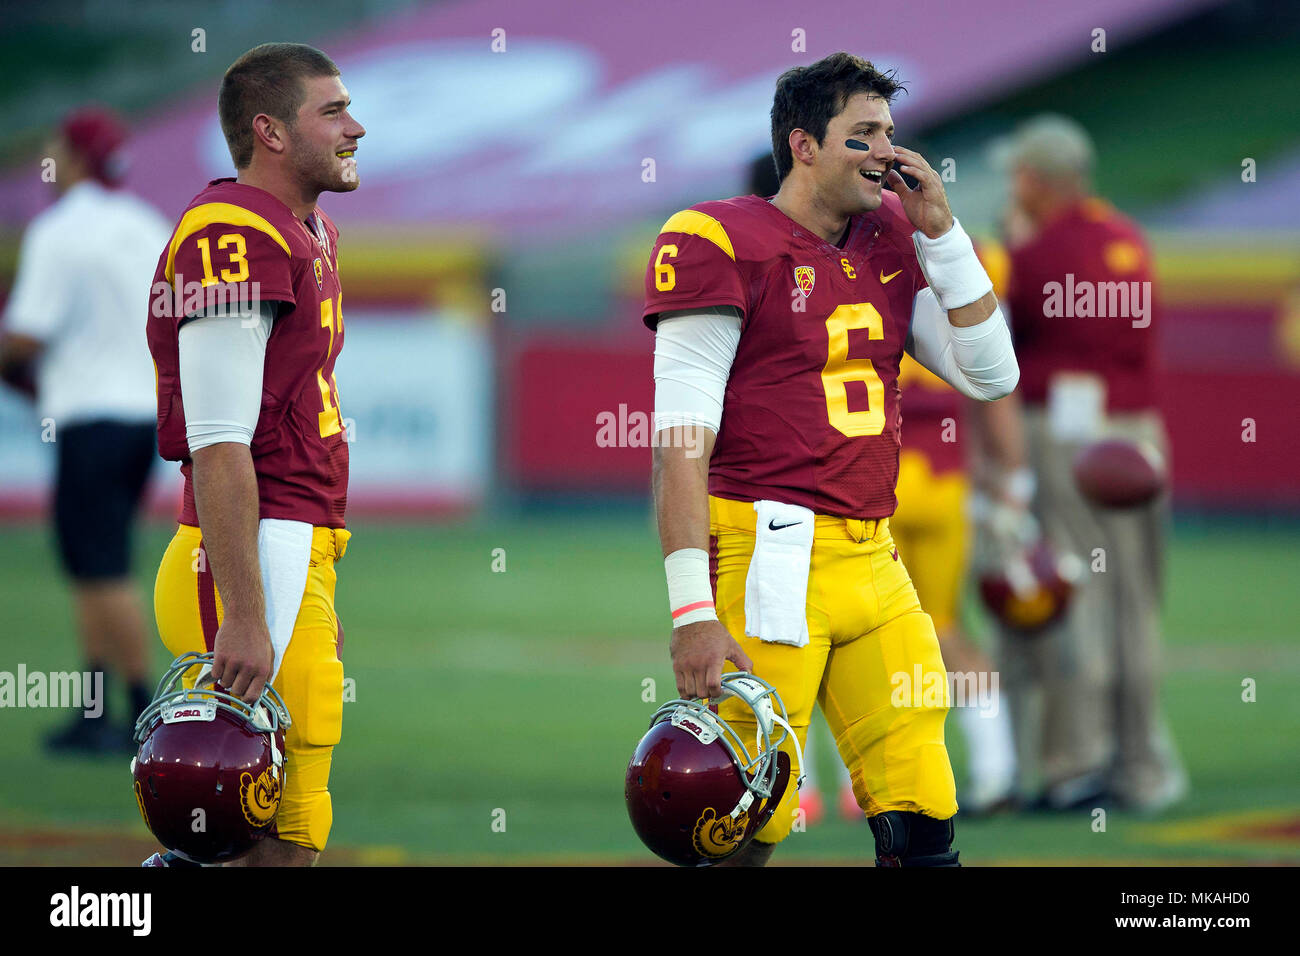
left=1072, top=439, right=1165, bottom=508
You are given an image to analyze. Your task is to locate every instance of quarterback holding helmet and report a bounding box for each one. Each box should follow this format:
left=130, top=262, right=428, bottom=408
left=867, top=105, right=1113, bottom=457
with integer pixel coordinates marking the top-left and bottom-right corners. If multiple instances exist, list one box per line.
left=143, top=42, right=363, bottom=866
left=626, top=673, right=801, bottom=866
left=133, top=652, right=290, bottom=865
left=639, top=53, right=1021, bottom=866
left=976, top=529, right=1084, bottom=635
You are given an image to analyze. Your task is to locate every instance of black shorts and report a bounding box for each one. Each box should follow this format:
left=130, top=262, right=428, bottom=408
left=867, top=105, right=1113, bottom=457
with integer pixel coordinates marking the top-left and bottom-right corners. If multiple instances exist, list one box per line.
left=53, top=420, right=157, bottom=581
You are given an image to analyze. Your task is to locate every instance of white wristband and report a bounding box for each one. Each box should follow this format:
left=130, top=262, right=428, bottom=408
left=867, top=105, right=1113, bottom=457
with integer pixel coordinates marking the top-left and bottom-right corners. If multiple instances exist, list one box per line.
left=664, top=547, right=717, bottom=628
left=912, top=218, right=994, bottom=311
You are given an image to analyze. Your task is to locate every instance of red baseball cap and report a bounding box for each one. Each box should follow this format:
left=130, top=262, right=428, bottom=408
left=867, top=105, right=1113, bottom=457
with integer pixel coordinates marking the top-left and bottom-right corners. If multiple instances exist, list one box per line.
left=60, top=107, right=128, bottom=186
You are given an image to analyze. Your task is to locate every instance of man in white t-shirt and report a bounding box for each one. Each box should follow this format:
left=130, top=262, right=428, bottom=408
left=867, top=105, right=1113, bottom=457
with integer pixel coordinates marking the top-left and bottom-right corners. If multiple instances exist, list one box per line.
left=0, top=108, right=170, bottom=754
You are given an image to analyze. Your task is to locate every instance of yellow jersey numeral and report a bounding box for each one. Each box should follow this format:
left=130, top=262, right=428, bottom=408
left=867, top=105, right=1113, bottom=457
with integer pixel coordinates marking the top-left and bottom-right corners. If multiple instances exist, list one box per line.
left=822, top=302, right=885, bottom=437
left=195, top=233, right=251, bottom=286
left=654, top=244, right=679, bottom=292
left=317, top=295, right=344, bottom=438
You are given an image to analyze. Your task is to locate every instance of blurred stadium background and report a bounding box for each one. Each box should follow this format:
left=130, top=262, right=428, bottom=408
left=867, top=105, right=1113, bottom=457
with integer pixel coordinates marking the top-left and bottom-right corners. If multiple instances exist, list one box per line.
left=1, top=0, right=1297, bottom=864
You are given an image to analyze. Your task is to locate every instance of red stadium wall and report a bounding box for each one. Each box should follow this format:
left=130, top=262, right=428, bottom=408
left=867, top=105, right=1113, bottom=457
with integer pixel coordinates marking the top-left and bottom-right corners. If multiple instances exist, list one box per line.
left=502, top=298, right=1300, bottom=509
left=1155, top=297, right=1300, bottom=509
left=502, top=332, right=654, bottom=491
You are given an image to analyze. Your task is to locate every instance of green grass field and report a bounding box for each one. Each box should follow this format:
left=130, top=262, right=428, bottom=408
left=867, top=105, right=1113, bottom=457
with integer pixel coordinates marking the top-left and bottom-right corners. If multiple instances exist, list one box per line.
left=1, top=514, right=1297, bottom=865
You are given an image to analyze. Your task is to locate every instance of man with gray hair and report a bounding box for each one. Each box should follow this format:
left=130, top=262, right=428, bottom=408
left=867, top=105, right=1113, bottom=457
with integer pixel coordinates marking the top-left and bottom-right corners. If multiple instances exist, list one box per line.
left=985, top=114, right=1187, bottom=813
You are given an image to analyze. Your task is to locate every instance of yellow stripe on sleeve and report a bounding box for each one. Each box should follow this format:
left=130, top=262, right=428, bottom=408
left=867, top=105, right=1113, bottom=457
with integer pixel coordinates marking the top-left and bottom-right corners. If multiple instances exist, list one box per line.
left=165, top=202, right=292, bottom=284
left=658, top=209, right=736, bottom=261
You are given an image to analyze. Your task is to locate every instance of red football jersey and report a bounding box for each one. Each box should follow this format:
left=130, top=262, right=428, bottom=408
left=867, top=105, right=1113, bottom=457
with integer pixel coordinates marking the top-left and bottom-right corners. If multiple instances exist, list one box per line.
left=898, top=356, right=963, bottom=476
left=1008, top=198, right=1159, bottom=412
left=643, top=192, right=927, bottom=518
left=147, top=179, right=348, bottom=528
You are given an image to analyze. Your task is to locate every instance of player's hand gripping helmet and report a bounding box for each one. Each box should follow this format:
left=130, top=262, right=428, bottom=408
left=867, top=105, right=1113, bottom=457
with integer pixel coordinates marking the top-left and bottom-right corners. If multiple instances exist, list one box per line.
left=131, top=652, right=291, bottom=864
left=978, top=539, right=1085, bottom=634
left=625, top=672, right=803, bottom=866
left=970, top=491, right=1084, bottom=635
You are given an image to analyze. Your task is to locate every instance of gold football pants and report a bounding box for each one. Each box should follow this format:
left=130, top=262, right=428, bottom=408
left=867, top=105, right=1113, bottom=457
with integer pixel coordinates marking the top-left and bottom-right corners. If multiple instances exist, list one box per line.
left=711, top=496, right=958, bottom=844
left=153, top=523, right=349, bottom=852
left=890, top=450, right=970, bottom=636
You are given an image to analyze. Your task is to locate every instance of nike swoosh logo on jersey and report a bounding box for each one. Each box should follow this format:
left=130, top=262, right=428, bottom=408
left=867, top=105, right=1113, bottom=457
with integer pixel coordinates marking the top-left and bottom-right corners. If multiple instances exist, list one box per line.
left=768, top=519, right=802, bottom=531
left=880, top=269, right=903, bottom=284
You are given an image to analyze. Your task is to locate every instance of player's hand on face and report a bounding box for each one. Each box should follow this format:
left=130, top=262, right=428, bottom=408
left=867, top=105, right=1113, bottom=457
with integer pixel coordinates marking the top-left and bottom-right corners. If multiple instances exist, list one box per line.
left=670, top=619, right=754, bottom=700
left=212, top=617, right=274, bottom=705
left=887, top=145, right=954, bottom=240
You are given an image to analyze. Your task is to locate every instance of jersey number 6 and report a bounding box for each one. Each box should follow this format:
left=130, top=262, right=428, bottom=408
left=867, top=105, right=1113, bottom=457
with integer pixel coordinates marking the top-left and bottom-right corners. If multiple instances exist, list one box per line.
left=654, top=245, right=678, bottom=292
left=822, top=302, right=886, bottom=437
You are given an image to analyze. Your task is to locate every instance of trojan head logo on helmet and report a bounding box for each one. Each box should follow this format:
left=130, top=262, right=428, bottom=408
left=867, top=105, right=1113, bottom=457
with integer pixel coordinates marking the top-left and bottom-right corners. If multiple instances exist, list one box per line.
left=625, top=672, right=803, bottom=866
left=131, top=651, right=291, bottom=864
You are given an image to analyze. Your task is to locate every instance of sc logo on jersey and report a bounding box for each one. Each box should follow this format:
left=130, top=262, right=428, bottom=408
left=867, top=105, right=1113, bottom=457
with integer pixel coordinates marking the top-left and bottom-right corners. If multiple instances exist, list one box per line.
left=840, top=257, right=856, bottom=279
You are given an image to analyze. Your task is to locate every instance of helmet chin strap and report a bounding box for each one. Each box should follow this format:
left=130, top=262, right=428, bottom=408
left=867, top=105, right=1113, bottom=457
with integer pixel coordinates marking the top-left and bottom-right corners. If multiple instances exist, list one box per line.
left=727, top=714, right=805, bottom=820
left=728, top=713, right=807, bottom=820
left=768, top=713, right=806, bottom=791
left=738, top=677, right=807, bottom=794
left=268, top=726, right=283, bottom=775
left=710, top=674, right=808, bottom=817
left=193, top=662, right=215, bottom=689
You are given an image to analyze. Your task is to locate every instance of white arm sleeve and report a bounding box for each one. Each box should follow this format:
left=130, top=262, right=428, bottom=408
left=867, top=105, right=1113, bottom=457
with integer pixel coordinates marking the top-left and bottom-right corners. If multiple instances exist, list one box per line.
left=911, top=217, right=994, bottom=310
left=906, top=288, right=1020, bottom=402
left=178, top=301, right=274, bottom=453
left=653, top=306, right=741, bottom=434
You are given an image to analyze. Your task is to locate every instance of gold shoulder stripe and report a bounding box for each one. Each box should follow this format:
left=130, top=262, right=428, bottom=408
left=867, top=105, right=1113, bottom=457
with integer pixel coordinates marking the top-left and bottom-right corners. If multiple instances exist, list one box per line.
left=659, top=209, right=735, bottom=261
left=165, top=202, right=292, bottom=283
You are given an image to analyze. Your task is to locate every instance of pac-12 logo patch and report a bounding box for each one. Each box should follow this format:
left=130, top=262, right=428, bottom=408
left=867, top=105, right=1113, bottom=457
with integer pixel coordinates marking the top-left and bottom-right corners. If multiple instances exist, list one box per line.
left=794, top=266, right=815, bottom=298
left=313, top=258, right=324, bottom=290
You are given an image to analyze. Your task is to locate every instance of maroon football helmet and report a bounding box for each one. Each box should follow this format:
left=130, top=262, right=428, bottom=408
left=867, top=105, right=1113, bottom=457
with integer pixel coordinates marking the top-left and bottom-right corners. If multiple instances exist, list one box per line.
left=625, top=673, right=801, bottom=866
left=131, top=652, right=291, bottom=864
left=978, top=540, right=1085, bottom=634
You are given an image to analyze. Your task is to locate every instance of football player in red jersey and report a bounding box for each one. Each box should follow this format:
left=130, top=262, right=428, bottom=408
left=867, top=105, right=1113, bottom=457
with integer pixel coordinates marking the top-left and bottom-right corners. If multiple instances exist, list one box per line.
left=749, top=150, right=1022, bottom=823
left=144, top=43, right=364, bottom=867
left=643, top=53, right=1020, bottom=866
left=991, top=115, right=1186, bottom=813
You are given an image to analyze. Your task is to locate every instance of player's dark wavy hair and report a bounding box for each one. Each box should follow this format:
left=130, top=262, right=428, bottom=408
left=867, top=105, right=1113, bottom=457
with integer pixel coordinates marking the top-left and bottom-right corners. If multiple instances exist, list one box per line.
left=219, top=43, right=340, bottom=169
left=770, top=52, right=906, bottom=182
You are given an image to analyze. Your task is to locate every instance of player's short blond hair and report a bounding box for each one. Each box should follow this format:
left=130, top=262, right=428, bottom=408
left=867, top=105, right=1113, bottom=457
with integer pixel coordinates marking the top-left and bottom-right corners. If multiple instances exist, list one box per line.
left=218, top=43, right=340, bottom=169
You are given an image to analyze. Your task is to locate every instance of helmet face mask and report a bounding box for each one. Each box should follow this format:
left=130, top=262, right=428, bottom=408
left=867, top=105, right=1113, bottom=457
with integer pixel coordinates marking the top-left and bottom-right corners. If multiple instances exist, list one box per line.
left=131, top=652, right=292, bottom=864
left=626, top=672, right=802, bottom=866
left=133, top=652, right=290, bottom=740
